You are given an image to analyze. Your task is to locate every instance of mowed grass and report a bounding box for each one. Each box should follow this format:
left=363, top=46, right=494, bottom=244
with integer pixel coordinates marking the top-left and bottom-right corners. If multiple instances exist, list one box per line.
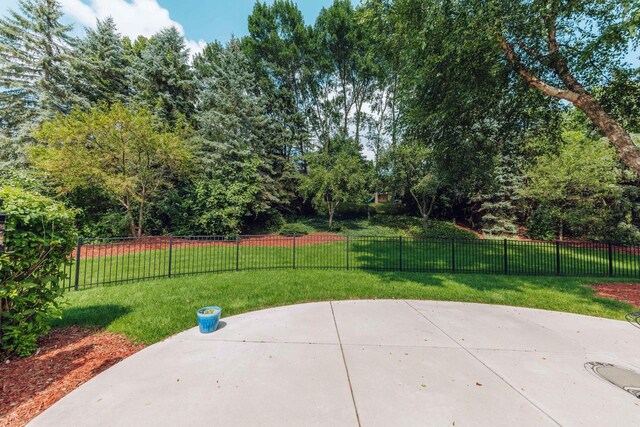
left=68, top=238, right=640, bottom=289
left=55, top=269, right=637, bottom=345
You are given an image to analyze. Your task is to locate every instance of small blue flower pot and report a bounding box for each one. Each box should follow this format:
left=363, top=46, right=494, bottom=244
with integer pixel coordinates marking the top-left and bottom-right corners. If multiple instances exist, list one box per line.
left=197, top=306, right=221, bottom=334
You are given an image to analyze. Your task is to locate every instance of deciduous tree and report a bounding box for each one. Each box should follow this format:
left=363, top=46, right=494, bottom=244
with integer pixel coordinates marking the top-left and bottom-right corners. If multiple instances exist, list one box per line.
left=31, top=103, right=190, bottom=237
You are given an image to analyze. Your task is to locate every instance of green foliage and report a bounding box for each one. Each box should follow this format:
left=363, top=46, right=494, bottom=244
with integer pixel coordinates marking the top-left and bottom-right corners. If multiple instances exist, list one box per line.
left=369, top=214, right=419, bottom=230
left=522, top=131, right=622, bottom=240
left=277, top=222, right=315, bottom=235
left=30, top=103, right=191, bottom=237
left=408, top=221, right=478, bottom=240
left=302, top=139, right=372, bottom=228
left=371, top=202, right=406, bottom=216
left=0, top=0, right=77, bottom=166
left=475, top=154, right=524, bottom=236
left=390, top=139, right=440, bottom=227
left=595, top=69, right=640, bottom=134
left=525, top=207, right=558, bottom=241
left=0, top=186, right=77, bottom=357
left=71, top=17, right=130, bottom=106
left=80, top=211, right=131, bottom=239
left=189, top=161, right=262, bottom=235
left=129, top=27, right=194, bottom=124
left=1, top=0, right=639, bottom=243
left=194, top=39, right=283, bottom=220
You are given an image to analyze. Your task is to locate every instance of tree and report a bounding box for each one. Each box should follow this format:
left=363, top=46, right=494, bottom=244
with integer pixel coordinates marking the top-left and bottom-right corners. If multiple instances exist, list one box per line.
left=130, top=27, right=195, bottom=125
left=594, top=69, right=640, bottom=135
left=315, top=0, right=362, bottom=137
left=364, top=0, right=535, bottom=198
left=192, top=40, right=282, bottom=232
left=0, top=0, right=76, bottom=165
left=71, top=17, right=130, bottom=105
left=522, top=131, right=622, bottom=240
left=31, top=103, right=190, bottom=237
left=391, top=140, right=439, bottom=229
left=244, top=1, right=314, bottom=160
left=473, top=154, right=524, bottom=236
left=490, top=0, right=640, bottom=174
left=302, top=136, right=371, bottom=228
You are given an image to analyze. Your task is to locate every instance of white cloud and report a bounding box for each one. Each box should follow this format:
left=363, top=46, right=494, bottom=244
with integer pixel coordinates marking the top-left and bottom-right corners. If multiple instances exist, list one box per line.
left=60, top=0, right=206, bottom=56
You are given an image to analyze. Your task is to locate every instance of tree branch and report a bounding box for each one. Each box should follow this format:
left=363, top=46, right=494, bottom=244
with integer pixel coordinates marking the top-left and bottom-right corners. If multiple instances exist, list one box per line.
left=543, top=8, right=586, bottom=94
left=498, top=36, right=578, bottom=103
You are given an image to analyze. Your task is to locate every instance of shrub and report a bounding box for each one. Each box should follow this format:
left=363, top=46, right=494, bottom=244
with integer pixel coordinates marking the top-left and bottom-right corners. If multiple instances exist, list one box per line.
left=370, top=215, right=420, bottom=230
left=0, top=187, right=77, bottom=357
left=408, top=220, right=478, bottom=239
left=335, top=202, right=371, bottom=217
left=278, top=222, right=315, bottom=235
left=526, top=207, right=557, bottom=241
left=371, top=201, right=406, bottom=215
left=263, top=211, right=286, bottom=233
left=602, top=222, right=640, bottom=245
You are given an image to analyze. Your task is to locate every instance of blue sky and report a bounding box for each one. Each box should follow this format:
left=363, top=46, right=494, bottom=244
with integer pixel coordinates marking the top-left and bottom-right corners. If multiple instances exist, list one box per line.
left=158, top=0, right=332, bottom=42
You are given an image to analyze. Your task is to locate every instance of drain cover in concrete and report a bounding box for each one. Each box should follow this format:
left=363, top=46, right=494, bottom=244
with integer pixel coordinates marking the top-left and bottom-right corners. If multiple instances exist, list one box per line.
left=585, top=362, right=640, bottom=398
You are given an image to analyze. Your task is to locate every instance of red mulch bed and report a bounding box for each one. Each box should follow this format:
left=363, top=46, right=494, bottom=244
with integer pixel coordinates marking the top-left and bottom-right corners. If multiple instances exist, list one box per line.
left=590, top=283, right=640, bottom=307
left=0, top=327, right=145, bottom=427
left=78, top=233, right=346, bottom=259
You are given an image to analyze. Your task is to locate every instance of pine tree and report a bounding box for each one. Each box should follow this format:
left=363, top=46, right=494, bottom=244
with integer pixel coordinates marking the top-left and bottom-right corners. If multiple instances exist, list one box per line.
left=129, top=27, right=194, bottom=125
left=192, top=39, right=281, bottom=229
left=71, top=17, right=129, bottom=105
left=476, top=154, right=524, bottom=236
left=0, top=0, right=76, bottom=166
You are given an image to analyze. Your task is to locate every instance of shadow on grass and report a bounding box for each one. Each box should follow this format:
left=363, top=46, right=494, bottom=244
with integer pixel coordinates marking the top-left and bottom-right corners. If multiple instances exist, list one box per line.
left=369, top=269, right=634, bottom=312
left=54, top=304, right=131, bottom=329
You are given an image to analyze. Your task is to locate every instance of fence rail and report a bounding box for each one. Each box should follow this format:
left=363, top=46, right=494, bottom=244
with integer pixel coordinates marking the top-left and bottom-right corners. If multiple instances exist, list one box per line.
left=62, top=234, right=640, bottom=290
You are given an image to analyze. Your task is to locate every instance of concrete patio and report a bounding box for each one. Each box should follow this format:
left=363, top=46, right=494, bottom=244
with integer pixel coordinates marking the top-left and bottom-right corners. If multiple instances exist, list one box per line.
left=30, top=300, right=640, bottom=426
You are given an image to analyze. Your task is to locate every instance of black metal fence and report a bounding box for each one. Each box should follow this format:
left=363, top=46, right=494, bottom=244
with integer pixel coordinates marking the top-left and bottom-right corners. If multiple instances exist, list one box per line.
left=62, top=234, right=640, bottom=290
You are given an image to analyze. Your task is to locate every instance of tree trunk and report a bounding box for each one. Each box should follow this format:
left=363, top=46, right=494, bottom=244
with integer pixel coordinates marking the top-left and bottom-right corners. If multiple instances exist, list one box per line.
left=137, top=188, right=145, bottom=238
left=328, top=205, right=335, bottom=229
left=122, top=196, right=136, bottom=237
left=411, top=189, right=437, bottom=230
left=558, top=221, right=563, bottom=241
left=573, top=94, right=640, bottom=174
left=498, top=36, right=640, bottom=175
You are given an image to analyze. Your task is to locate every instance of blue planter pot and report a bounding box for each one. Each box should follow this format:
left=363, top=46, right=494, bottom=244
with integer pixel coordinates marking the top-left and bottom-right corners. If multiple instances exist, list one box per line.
left=197, top=306, right=222, bottom=334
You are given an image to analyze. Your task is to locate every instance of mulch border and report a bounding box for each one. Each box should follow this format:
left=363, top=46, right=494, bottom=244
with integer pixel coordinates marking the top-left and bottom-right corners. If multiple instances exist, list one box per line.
left=0, top=327, right=145, bottom=427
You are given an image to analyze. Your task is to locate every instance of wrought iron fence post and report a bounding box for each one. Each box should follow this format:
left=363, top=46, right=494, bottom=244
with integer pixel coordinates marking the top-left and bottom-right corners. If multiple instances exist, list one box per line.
left=399, top=236, right=403, bottom=271
left=503, top=239, right=508, bottom=274
left=555, top=241, right=561, bottom=276
left=346, top=235, right=350, bottom=270
left=292, top=234, right=296, bottom=269
left=236, top=235, right=240, bottom=271
left=74, top=237, right=82, bottom=291
left=451, top=238, right=456, bottom=273
left=608, top=242, right=613, bottom=277
left=167, top=236, right=173, bottom=278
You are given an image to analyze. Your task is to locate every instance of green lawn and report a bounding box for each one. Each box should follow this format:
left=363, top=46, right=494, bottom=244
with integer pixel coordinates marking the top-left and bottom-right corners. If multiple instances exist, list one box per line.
left=55, top=269, right=636, bottom=345
left=67, top=238, right=640, bottom=289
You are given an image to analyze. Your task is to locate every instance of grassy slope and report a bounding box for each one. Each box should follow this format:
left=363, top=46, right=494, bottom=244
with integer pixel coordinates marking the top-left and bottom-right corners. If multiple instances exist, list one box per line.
left=56, top=269, right=635, bottom=345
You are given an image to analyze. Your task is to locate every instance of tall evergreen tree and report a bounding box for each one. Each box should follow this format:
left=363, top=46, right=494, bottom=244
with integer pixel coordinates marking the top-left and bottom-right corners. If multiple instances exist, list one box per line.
left=474, top=154, right=524, bottom=236
left=130, top=27, right=194, bottom=125
left=191, top=40, right=281, bottom=233
left=71, top=17, right=130, bottom=106
left=0, top=0, right=76, bottom=166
